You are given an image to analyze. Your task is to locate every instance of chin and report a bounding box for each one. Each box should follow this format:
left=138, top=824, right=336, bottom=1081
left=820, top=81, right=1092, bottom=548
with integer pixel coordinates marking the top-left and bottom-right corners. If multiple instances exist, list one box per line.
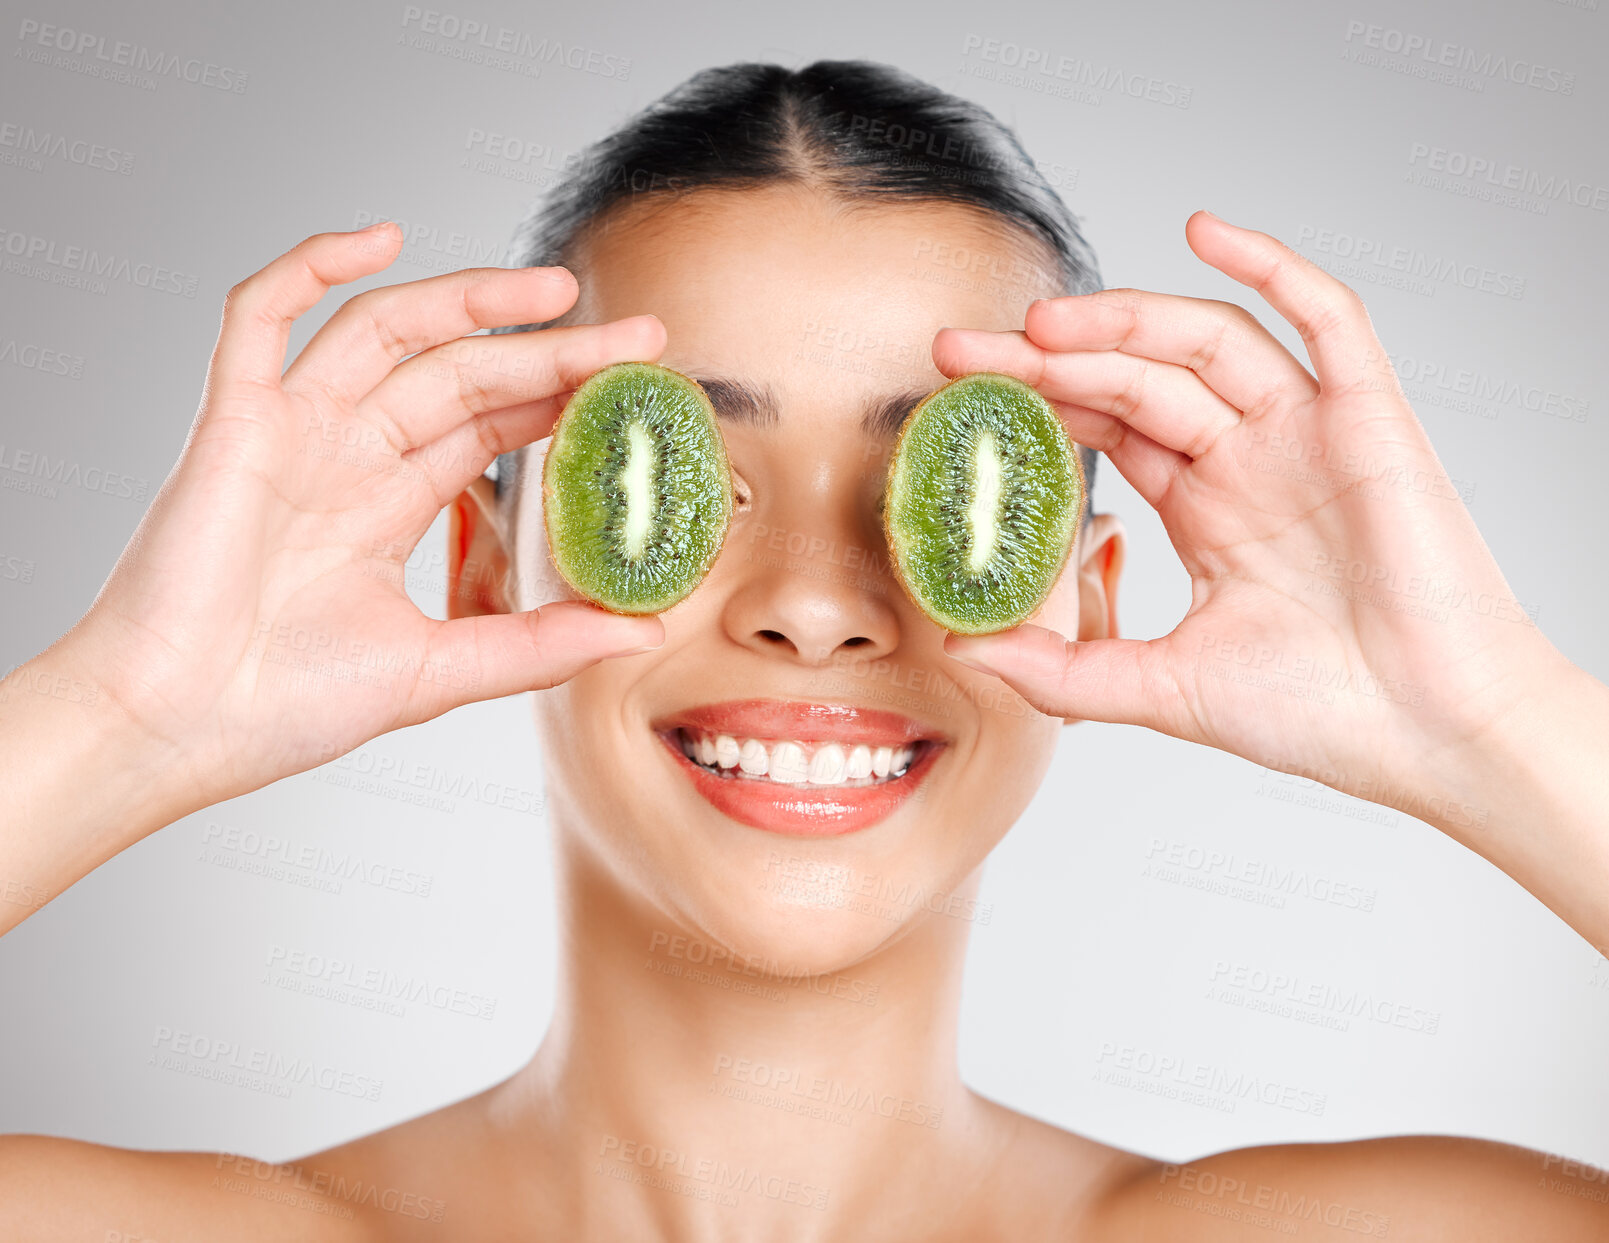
left=672, top=873, right=948, bottom=981
left=540, top=669, right=1061, bottom=981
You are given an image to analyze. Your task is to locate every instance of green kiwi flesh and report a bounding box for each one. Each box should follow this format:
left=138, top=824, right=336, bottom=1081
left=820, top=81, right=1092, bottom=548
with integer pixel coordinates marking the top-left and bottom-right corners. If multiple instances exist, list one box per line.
left=884, top=372, right=1082, bottom=635
left=543, top=362, right=732, bottom=615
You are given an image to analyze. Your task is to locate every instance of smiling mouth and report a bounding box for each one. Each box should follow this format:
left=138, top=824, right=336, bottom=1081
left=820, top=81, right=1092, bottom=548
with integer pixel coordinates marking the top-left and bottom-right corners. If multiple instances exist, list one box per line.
left=652, top=700, right=946, bottom=836
left=670, top=729, right=926, bottom=787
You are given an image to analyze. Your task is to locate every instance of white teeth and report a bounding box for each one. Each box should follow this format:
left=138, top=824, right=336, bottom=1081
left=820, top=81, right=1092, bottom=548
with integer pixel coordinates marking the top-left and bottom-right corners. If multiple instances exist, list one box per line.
left=807, top=744, right=847, bottom=785
left=769, top=742, right=808, bottom=785
left=679, top=730, right=923, bottom=788
left=738, top=738, right=769, bottom=776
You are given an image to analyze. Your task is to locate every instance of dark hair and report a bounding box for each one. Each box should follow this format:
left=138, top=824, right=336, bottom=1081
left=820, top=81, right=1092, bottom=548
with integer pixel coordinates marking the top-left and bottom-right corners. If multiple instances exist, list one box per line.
left=492, top=59, right=1099, bottom=525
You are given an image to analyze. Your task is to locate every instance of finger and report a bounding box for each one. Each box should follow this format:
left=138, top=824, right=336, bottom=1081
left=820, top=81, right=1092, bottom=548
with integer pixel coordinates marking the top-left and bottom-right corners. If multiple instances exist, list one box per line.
left=211, top=222, right=404, bottom=389
left=401, top=603, right=665, bottom=725
left=282, top=264, right=582, bottom=412
left=1184, top=211, right=1380, bottom=393
left=1041, top=399, right=1186, bottom=510
left=363, top=315, right=666, bottom=452
left=934, top=326, right=1240, bottom=459
left=944, top=625, right=1175, bottom=732
left=401, top=395, right=567, bottom=512
left=1023, top=289, right=1319, bottom=419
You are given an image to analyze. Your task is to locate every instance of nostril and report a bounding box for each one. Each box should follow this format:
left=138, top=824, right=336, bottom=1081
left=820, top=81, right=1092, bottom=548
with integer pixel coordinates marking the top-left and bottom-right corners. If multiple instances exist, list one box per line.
left=842, top=636, right=872, bottom=647
left=758, top=629, right=788, bottom=644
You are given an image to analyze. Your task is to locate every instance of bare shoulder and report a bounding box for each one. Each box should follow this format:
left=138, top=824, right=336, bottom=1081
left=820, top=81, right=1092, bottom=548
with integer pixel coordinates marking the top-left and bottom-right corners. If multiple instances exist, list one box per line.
left=1079, top=1133, right=1609, bottom=1241
left=0, top=1132, right=376, bottom=1241
left=293, top=1079, right=536, bottom=1237
left=954, top=1093, right=1158, bottom=1238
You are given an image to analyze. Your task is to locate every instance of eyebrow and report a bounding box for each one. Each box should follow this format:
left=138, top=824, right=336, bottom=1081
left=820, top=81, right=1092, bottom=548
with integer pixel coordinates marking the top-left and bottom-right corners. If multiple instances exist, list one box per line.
left=860, top=386, right=931, bottom=438
left=691, top=376, right=930, bottom=437
left=695, top=377, right=780, bottom=427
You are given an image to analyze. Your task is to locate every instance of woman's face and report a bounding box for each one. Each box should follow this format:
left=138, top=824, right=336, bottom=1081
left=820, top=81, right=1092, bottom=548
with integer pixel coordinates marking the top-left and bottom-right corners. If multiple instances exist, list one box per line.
left=498, top=185, right=1123, bottom=973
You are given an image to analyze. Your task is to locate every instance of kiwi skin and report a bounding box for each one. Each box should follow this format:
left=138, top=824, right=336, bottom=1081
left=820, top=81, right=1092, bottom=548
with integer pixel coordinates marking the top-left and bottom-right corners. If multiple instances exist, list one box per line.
left=883, top=372, right=1085, bottom=636
left=541, top=362, right=734, bottom=616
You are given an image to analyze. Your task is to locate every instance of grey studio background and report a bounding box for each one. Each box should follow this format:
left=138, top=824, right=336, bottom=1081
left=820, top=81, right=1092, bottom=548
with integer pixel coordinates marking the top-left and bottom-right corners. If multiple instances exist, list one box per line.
left=2, top=0, right=1606, bottom=1171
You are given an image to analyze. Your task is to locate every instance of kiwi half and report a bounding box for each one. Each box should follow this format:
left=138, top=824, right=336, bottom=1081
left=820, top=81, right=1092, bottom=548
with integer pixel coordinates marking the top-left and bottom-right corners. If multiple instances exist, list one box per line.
left=884, top=372, right=1082, bottom=635
left=542, top=362, right=732, bottom=615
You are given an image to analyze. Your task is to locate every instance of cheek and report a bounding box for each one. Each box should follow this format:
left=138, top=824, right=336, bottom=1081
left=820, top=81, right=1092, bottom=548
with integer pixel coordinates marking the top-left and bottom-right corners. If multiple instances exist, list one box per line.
left=1029, top=554, right=1082, bottom=636
left=975, top=710, right=1063, bottom=811
left=508, top=438, right=580, bottom=614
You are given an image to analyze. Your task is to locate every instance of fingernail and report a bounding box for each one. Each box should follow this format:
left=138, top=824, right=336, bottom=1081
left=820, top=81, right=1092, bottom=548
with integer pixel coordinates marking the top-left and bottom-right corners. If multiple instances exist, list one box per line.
left=359, top=219, right=396, bottom=234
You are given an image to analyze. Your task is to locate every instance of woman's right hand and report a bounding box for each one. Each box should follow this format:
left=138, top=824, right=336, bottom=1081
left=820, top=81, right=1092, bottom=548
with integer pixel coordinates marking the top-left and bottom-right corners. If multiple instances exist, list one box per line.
left=52, top=222, right=667, bottom=816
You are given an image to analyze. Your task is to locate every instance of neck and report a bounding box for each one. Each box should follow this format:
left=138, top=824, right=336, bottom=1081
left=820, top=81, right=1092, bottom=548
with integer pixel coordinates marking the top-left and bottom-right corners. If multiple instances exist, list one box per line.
left=505, top=810, right=1001, bottom=1238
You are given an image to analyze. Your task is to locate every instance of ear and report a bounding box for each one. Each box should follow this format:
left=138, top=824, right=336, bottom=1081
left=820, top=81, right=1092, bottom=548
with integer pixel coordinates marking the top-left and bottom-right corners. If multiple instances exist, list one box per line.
left=447, top=474, right=514, bottom=619
left=1074, top=511, right=1125, bottom=642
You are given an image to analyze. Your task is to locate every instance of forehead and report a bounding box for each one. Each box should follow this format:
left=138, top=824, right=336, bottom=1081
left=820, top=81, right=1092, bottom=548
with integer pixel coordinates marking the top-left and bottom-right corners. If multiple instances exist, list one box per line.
left=566, top=185, right=1062, bottom=412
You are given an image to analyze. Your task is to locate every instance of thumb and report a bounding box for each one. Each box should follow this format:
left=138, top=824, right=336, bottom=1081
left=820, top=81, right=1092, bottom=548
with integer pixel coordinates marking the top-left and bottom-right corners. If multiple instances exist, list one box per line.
left=404, top=602, right=664, bottom=722
left=944, top=625, right=1170, bottom=730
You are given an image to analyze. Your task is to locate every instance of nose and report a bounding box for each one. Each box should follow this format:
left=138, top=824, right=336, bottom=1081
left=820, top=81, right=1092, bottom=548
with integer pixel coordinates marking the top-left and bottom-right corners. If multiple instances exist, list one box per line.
left=722, top=529, right=901, bottom=667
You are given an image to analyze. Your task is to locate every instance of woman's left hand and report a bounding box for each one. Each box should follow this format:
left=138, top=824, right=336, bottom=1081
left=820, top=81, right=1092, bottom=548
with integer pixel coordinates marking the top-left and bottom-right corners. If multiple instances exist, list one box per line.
left=931, top=211, right=1580, bottom=841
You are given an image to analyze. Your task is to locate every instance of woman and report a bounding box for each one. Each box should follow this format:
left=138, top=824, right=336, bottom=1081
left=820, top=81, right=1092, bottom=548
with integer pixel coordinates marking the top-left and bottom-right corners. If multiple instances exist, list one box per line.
left=2, top=60, right=1606, bottom=1240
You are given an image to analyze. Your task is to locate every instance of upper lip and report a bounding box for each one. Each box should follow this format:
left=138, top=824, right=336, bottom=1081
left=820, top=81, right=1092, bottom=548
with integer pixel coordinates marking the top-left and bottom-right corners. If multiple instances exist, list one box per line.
left=652, top=699, right=946, bottom=747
